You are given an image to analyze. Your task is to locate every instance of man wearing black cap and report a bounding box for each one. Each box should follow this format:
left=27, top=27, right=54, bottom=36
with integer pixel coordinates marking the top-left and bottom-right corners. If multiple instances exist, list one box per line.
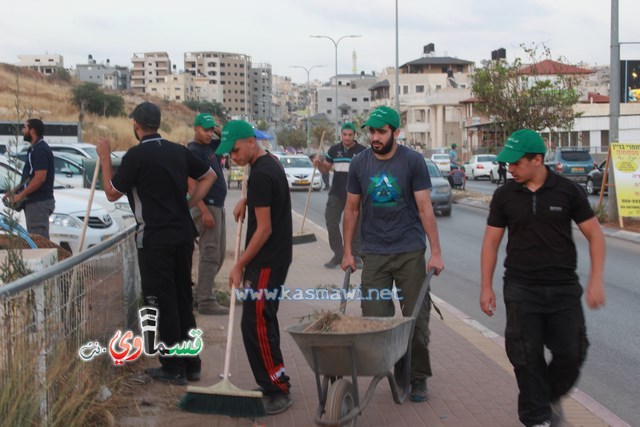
left=3, top=119, right=55, bottom=238
left=97, top=101, right=216, bottom=385
left=480, top=129, right=605, bottom=427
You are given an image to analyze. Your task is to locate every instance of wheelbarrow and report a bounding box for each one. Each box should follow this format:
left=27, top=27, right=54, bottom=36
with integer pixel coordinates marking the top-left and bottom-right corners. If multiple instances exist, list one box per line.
left=287, top=268, right=436, bottom=426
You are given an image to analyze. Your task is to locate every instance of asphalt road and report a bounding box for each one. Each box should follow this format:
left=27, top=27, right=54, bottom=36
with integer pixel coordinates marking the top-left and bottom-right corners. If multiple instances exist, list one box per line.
left=290, top=182, right=639, bottom=425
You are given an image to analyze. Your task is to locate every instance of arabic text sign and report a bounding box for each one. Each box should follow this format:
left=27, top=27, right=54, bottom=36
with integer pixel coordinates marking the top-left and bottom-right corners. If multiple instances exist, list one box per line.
left=610, top=143, right=640, bottom=217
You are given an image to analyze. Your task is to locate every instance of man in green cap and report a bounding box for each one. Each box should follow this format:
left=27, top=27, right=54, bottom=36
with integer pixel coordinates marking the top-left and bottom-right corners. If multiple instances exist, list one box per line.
left=480, top=128, right=606, bottom=427
left=313, top=121, right=366, bottom=269
left=188, top=113, right=229, bottom=315
left=215, top=120, right=293, bottom=415
left=342, top=106, right=444, bottom=402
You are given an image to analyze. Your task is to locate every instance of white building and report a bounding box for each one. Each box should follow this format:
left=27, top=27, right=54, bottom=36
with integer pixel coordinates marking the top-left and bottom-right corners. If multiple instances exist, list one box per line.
left=17, top=54, right=64, bottom=75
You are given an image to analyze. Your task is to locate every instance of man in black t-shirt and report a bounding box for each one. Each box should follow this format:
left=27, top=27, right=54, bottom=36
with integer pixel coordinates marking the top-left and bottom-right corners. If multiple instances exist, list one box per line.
left=97, top=102, right=215, bottom=386
left=215, top=120, right=293, bottom=415
left=480, top=129, right=606, bottom=427
left=313, top=122, right=366, bottom=268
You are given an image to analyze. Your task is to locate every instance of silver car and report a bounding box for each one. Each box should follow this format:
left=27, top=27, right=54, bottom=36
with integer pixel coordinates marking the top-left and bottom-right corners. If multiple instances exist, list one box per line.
left=424, top=158, right=452, bottom=216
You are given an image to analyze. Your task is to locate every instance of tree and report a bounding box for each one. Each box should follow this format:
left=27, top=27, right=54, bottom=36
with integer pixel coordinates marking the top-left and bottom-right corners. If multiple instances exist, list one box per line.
left=276, top=128, right=306, bottom=150
left=311, top=120, right=336, bottom=148
left=71, top=83, right=124, bottom=117
left=470, top=45, right=582, bottom=136
left=256, top=119, right=269, bottom=131
left=184, top=100, right=227, bottom=122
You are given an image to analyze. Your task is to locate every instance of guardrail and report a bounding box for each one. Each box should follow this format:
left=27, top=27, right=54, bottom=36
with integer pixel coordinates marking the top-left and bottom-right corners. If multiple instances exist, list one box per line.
left=0, top=225, right=140, bottom=423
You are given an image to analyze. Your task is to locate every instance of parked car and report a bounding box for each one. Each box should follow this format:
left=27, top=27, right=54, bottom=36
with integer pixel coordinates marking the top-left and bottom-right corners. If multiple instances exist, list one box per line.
left=16, top=152, right=85, bottom=188
left=489, top=162, right=513, bottom=183
left=19, top=142, right=100, bottom=159
left=424, top=158, right=452, bottom=216
left=464, top=154, right=497, bottom=180
left=430, top=153, right=451, bottom=173
left=0, top=156, right=122, bottom=253
left=586, top=160, right=609, bottom=195
left=275, top=154, right=323, bottom=191
left=544, top=147, right=595, bottom=183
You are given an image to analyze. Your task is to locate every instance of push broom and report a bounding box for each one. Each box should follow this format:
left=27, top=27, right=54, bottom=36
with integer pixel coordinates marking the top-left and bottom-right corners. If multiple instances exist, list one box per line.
left=292, top=132, right=325, bottom=245
left=179, top=166, right=266, bottom=418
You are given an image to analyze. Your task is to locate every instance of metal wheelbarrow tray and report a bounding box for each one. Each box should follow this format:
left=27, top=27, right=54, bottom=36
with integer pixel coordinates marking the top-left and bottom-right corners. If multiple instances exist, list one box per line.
left=286, top=269, right=436, bottom=426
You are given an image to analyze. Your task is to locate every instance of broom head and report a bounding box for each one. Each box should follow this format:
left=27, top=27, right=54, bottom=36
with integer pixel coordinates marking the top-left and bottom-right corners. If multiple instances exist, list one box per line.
left=179, top=378, right=266, bottom=418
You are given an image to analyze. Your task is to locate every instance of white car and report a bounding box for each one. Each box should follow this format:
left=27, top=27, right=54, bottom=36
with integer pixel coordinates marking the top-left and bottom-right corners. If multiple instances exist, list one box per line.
left=16, top=151, right=85, bottom=188
left=18, top=142, right=100, bottom=159
left=430, top=153, right=451, bottom=173
left=0, top=156, right=122, bottom=254
left=489, top=162, right=513, bottom=183
left=276, top=155, right=322, bottom=191
left=464, top=154, right=497, bottom=180
left=58, top=187, right=135, bottom=230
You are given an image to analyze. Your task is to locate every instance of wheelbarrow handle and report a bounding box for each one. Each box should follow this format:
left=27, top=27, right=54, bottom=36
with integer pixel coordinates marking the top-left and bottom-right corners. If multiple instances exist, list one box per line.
left=339, top=266, right=353, bottom=314
left=410, top=268, right=437, bottom=319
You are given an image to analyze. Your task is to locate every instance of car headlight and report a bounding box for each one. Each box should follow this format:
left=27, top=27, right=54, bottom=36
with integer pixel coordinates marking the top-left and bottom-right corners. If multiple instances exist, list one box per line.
left=115, top=202, right=133, bottom=213
left=49, top=213, right=83, bottom=229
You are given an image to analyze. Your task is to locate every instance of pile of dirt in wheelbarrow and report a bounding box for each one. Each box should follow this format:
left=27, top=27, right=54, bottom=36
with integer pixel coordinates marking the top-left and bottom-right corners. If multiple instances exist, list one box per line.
left=304, top=312, right=405, bottom=333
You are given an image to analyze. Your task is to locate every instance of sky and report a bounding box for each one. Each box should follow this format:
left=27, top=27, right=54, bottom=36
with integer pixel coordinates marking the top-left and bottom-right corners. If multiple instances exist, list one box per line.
left=1, top=0, right=639, bottom=85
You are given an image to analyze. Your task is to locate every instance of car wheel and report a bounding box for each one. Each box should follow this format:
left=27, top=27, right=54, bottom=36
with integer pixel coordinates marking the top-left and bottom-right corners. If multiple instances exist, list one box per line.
left=441, top=207, right=452, bottom=217
left=586, top=178, right=597, bottom=195
left=490, top=171, right=495, bottom=183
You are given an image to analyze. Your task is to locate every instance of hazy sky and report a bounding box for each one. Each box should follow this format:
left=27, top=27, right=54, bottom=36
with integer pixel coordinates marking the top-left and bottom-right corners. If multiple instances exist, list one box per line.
left=1, top=0, right=638, bottom=84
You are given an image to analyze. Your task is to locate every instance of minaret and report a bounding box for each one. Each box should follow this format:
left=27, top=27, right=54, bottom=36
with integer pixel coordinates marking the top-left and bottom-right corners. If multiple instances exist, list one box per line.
left=352, top=50, right=357, bottom=74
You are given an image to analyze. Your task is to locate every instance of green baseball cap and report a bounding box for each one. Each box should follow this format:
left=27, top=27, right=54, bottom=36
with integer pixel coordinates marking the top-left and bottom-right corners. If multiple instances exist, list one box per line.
left=193, top=113, right=217, bottom=129
left=496, top=129, right=546, bottom=163
left=341, top=122, right=356, bottom=132
left=215, top=120, right=256, bottom=154
left=452, top=143, right=457, bottom=149
left=362, top=106, right=400, bottom=129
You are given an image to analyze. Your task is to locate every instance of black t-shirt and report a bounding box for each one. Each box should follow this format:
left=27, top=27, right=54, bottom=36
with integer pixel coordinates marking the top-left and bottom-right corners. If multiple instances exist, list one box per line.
left=111, top=134, right=211, bottom=248
left=245, top=153, right=292, bottom=268
left=487, top=167, right=594, bottom=284
left=21, top=139, right=54, bottom=203
left=325, top=142, right=366, bottom=199
left=188, top=140, right=227, bottom=207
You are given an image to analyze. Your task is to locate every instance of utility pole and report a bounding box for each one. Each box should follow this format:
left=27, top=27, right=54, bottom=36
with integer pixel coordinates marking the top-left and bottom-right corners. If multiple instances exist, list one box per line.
left=291, top=65, right=323, bottom=153
left=609, top=0, right=620, bottom=221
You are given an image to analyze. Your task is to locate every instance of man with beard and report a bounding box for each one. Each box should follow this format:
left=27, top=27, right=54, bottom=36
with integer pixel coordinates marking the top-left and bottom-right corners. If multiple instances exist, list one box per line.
left=3, top=119, right=55, bottom=238
left=97, top=102, right=216, bottom=385
left=342, top=106, right=444, bottom=402
left=313, top=122, right=366, bottom=269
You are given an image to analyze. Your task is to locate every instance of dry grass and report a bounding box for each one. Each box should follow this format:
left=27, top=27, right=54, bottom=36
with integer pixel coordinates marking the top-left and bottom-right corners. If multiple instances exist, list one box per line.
left=0, top=63, right=217, bottom=150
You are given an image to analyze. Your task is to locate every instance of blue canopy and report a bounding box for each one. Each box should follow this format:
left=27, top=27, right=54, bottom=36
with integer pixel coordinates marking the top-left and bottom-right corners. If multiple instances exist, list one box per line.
left=254, top=129, right=273, bottom=140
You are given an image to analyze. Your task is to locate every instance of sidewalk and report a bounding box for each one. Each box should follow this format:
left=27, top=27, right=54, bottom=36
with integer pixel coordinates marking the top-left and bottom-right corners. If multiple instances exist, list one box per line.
left=119, top=188, right=628, bottom=427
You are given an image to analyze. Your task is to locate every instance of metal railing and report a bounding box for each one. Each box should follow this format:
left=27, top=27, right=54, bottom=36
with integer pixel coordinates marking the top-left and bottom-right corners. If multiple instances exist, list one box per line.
left=0, top=225, right=140, bottom=423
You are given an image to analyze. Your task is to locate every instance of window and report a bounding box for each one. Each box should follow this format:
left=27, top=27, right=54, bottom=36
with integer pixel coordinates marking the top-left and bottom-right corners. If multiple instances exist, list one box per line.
left=402, top=85, right=409, bottom=94
left=416, top=85, right=425, bottom=93
left=363, top=97, right=369, bottom=102
left=327, top=97, right=332, bottom=102
left=352, top=97, right=357, bottom=102
left=327, top=110, right=332, bottom=114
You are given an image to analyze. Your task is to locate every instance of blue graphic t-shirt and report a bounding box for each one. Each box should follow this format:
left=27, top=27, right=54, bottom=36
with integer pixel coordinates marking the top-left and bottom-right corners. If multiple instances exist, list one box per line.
left=347, top=145, right=431, bottom=254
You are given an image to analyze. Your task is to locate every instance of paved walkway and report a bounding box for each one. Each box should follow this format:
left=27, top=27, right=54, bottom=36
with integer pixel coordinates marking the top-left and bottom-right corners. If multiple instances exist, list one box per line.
left=119, top=187, right=630, bottom=427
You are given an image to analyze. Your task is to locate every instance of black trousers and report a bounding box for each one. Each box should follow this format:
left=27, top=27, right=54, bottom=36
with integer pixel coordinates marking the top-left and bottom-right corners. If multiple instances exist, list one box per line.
left=504, top=281, right=589, bottom=426
left=324, top=194, right=361, bottom=260
left=138, top=243, right=200, bottom=373
left=240, top=265, right=291, bottom=396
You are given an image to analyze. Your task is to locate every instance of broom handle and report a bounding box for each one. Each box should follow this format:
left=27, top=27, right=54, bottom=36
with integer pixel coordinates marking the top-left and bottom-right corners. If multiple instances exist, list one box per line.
left=299, top=132, right=325, bottom=234
left=76, top=157, right=101, bottom=253
left=222, top=165, right=248, bottom=379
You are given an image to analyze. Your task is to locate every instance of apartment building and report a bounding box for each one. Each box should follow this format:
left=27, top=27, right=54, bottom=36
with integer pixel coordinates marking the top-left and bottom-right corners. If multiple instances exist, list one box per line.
left=317, top=72, right=377, bottom=126
left=184, top=51, right=252, bottom=119
left=76, top=55, right=130, bottom=90
left=130, top=52, right=172, bottom=94
left=17, top=54, right=64, bottom=75
left=252, top=63, right=273, bottom=123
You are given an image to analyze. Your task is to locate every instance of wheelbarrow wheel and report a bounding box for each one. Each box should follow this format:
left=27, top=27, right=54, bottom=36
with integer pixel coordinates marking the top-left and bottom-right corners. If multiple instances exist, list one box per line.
left=325, top=378, right=357, bottom=427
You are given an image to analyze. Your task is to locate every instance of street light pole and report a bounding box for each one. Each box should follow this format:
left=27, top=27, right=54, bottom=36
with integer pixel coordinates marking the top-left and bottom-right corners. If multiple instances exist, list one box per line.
left=291, top=65, right=323, bottom=153
left=310, top=34, right=362, bottom=138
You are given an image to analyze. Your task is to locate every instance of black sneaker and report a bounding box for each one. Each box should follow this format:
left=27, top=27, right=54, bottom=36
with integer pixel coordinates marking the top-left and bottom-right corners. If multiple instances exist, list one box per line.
left=324, top=257, right=340, bottom=269
left=198, top=301, right=229, bottom=315
left=145, top=367, right=187, bottom=385
left=409, top=378, right=428, bottom=402
left=265, top=392, right=292, bottom=415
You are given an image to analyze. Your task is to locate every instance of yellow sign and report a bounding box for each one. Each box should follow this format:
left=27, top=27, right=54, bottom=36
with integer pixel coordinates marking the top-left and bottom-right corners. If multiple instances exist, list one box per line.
left=610, top=143, right=640, bottom=217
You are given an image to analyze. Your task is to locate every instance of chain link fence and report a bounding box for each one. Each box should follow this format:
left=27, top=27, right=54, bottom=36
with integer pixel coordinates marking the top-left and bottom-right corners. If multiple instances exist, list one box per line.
left=0, top=226, right=139, bottom=424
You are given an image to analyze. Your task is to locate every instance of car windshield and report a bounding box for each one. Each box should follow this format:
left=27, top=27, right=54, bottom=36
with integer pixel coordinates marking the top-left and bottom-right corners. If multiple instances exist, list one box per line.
left=477, top=155, right=496, bottom=162
left=560, top=151, right=592, bottom=161
left=424, top=160, right=443, bottom=178
left=280, top=157, right=312, bottom=168
left=432, top=154, right=449, bottom=160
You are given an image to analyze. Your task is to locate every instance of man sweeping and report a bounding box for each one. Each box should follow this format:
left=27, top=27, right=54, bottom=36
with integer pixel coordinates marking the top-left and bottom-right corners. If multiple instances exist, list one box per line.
left=215, top=120, right=294, bottom=415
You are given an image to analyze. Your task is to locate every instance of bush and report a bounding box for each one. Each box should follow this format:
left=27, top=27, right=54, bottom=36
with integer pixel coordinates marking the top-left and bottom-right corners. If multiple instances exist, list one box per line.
left=72, top=83, right=124, bottom=117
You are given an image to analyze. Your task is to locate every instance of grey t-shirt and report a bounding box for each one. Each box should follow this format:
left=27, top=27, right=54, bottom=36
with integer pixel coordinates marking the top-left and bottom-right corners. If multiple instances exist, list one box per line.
left=347, top=145, right=431, bottom=254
